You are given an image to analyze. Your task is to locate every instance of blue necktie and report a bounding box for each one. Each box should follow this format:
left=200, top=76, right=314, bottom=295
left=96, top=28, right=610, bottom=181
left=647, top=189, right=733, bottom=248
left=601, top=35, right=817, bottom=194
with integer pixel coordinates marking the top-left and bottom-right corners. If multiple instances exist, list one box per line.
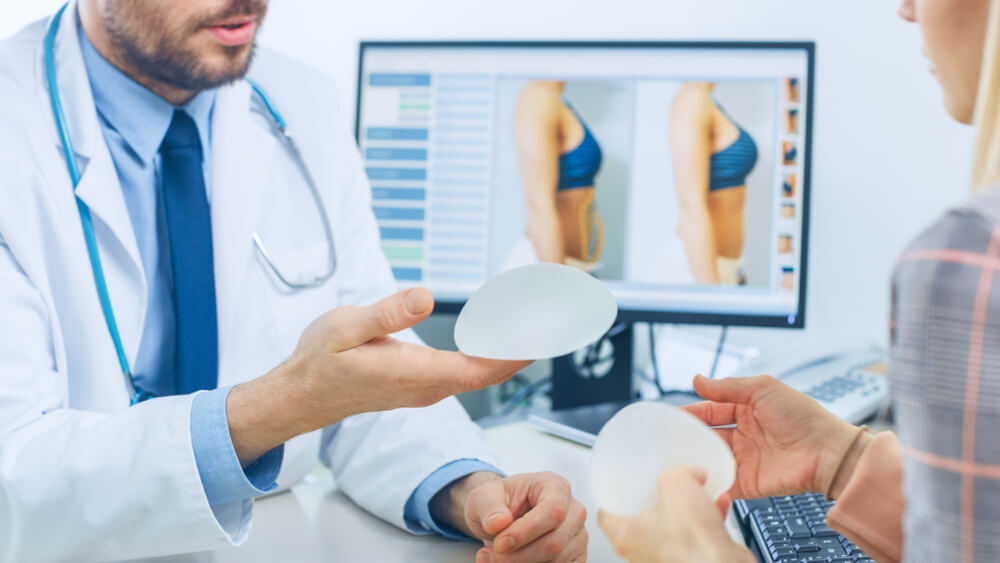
left=160, top=110, right=218, bottom=394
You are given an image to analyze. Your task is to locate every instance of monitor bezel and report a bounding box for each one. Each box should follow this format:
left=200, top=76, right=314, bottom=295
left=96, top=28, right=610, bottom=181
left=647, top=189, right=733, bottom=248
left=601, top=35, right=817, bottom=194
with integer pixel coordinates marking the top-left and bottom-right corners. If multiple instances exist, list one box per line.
left=355, top=40, right=815, bottom=330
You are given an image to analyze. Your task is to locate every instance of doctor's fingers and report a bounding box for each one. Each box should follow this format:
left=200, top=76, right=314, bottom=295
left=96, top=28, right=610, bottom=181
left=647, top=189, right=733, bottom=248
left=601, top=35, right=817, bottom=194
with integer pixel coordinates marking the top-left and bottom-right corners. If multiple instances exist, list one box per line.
left=464, top=479, right=515, bottom=539
left=488, top=500, right=587, bottom=563
left=403, top=346, right=531, bottom=395
left=357, top=340, right=529, bottom=404
left=492, top=481, right=579, bottom=555
left=557, top=528, right=589, bottom=563
left=328, top=287, right=435, bottom=351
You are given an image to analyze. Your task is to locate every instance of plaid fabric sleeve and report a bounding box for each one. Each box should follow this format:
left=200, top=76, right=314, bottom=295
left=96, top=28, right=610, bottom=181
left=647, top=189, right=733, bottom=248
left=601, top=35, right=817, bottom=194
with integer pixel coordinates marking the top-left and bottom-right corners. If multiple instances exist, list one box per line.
left=890, top=206, right=1000, bottom=562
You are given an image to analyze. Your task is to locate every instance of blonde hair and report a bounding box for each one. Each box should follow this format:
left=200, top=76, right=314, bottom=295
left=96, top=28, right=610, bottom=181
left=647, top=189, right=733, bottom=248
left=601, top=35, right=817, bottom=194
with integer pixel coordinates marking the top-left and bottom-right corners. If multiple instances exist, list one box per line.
left=973, top=0, right=1000, bottom=191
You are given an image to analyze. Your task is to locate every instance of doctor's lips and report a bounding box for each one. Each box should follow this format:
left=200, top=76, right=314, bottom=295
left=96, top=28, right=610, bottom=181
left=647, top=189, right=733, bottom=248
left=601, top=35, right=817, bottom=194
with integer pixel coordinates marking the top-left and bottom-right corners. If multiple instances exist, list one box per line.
left=204, top=16, right=259, bottom=47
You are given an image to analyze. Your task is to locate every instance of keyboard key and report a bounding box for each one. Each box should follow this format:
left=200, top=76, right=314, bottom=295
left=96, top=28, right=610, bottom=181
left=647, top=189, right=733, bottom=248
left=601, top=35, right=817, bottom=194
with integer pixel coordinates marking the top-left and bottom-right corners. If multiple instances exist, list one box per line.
left=757, top=510, right=781, bottom=519
left=759, top=516, right=783, bottom=527
left=772, top=548, right=796, bottom=557
left=796, top=545, right=821, bottom=553
left=816, top=538, right=846, bottom=557
left=743, top=498, right=776, bottom=513
left=771, top=541, right=793, bottom=550
left=800, top=555, right=831, bottom=562
left=831, top=558, right=853, bottom=562
left=785, top=517, right=811, bottom=539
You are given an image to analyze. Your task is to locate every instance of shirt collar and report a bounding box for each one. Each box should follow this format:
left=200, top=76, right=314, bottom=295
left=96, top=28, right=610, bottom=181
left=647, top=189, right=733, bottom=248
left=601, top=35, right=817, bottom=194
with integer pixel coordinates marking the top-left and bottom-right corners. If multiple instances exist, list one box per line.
left=77, top=16, right=216, bottom=165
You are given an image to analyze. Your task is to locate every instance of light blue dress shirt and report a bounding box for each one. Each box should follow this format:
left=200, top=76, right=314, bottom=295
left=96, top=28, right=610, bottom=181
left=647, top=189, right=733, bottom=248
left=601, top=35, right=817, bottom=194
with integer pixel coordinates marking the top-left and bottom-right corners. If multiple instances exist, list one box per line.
left=77, top=18, right=498, bottom=537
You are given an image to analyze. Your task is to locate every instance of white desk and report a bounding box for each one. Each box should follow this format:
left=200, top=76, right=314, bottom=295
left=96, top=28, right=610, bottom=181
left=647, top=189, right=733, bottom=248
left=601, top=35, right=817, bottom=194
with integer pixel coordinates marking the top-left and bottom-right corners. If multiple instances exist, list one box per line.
left=142, top=421, right=743, bottom=563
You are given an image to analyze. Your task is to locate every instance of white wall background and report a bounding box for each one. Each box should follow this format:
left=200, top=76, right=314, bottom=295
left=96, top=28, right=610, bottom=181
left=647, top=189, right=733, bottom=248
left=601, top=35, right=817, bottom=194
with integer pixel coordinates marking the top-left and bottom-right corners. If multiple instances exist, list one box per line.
left=3, top=0, right=975, bottom=360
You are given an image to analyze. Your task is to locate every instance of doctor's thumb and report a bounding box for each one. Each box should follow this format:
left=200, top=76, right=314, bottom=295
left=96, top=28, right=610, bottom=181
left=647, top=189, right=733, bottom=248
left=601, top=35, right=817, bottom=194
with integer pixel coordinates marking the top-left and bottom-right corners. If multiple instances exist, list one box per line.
left=467, top=480, right=514, bottom=538
left=336, top=288, right=435, bottom=348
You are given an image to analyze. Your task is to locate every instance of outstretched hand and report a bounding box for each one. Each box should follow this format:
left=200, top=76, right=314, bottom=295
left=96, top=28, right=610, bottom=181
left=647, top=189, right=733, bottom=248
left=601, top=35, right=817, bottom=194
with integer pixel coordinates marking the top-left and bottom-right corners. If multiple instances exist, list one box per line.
left=682, top=374, right=861, bottom=500
left=229, top=287, right=531, bottom=465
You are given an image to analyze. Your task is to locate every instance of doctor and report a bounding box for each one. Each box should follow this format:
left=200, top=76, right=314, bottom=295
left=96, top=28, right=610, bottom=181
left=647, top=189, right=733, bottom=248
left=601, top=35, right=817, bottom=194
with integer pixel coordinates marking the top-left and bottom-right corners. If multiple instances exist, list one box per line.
left=0, top=1, right=589, bottom=562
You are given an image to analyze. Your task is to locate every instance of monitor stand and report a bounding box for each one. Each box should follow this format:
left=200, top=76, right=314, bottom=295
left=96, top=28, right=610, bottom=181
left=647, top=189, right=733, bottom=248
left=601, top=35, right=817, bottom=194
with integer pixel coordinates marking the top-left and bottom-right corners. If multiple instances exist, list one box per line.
left=550, top=322, right=636, bottom=410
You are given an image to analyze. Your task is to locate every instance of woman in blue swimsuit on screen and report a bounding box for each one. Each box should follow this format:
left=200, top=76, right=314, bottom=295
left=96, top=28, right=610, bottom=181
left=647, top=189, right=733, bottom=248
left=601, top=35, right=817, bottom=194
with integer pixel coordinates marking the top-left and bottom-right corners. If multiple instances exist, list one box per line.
left=512, top=81, right=603, bottom=271
left=669, top=82, right=758, bottom=285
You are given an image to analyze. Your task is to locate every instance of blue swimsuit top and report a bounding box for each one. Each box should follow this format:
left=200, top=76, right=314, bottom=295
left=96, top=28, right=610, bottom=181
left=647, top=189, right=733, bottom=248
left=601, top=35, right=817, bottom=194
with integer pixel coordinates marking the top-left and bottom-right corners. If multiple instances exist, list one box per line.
left=709, top=103, right=758, bottom=192
left=558, top=102, right=602, bottom=191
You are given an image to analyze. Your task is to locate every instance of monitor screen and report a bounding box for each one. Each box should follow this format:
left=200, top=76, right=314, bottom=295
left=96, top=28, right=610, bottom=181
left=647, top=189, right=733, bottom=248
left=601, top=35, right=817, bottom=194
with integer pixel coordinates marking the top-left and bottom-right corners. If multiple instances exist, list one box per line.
left=356, top=42, right=813, bottom=328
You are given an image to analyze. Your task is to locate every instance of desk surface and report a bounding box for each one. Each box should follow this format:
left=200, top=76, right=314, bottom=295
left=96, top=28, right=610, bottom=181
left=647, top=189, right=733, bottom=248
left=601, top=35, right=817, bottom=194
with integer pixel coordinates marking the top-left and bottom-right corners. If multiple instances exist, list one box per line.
left=143, top=421, right=743, bottom=563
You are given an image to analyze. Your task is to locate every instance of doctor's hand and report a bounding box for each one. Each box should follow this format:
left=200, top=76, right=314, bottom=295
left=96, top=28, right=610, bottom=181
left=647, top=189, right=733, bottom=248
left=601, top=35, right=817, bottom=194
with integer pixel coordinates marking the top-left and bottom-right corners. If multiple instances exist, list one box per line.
left=227, top=288, right=531, bottom=465
left=598, top=467, right=754, bottom=563
left=432, top=471, right=588, bottom=563
left=682, top=375, right=866, bottom=500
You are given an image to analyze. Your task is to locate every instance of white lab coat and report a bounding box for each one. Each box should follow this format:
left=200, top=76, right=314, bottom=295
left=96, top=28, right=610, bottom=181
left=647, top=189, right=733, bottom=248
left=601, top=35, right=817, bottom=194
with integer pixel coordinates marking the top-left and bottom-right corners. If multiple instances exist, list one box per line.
left=0, top=7, right=496, bottom=562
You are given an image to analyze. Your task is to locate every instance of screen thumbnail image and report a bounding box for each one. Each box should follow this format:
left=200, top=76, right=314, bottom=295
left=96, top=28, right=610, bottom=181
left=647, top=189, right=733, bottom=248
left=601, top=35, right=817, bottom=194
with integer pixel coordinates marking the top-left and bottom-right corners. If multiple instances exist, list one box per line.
left=489, top=79, right=633, bottom=281
left=620, top=79, right=778, bottom=288
left=488, top=78, right=778, bottom=289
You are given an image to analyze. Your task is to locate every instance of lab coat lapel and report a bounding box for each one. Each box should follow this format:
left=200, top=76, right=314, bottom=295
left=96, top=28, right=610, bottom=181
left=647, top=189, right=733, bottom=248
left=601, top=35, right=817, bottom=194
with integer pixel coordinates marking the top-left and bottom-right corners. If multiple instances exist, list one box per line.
left=210, top=81, right=277, bottom=357
left=51, top=2, right=144, bottom=272
left=48, top=2, right=147, bottom=362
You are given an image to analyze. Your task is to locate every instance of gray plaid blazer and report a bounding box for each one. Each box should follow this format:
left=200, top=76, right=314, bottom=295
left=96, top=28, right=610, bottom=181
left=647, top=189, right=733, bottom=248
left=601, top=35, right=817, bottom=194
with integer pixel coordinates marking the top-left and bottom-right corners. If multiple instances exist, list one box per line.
left=891, top=189, right=1000, bottom=562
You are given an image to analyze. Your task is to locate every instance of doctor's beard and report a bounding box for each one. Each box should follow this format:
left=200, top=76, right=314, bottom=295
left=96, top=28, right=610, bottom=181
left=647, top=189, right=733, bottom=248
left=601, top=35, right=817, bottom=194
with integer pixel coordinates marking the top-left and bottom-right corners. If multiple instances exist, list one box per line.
left=99, top=0, right=269, bottom=93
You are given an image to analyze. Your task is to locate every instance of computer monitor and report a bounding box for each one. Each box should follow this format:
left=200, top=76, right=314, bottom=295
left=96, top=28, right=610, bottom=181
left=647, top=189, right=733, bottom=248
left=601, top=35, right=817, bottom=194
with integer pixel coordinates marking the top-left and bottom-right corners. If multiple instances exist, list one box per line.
left=355, top=41, right=814, bottom=329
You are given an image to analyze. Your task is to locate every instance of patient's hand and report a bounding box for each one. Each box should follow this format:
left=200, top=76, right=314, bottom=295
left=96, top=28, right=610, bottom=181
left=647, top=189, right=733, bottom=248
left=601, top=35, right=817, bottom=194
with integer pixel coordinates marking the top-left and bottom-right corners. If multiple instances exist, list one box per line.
left=598, top=467, right=753, bottom=563
left=683, top=374, right=862, bottom=500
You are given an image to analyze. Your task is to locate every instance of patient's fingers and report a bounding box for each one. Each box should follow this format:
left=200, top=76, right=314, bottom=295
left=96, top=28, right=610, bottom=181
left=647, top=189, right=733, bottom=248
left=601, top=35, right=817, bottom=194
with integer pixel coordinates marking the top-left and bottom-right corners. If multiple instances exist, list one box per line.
left=712, top=427, right=735, bottom=448
left=692, top=374, right=761, bottom=405
left=683, top=401, right=737, bottom=427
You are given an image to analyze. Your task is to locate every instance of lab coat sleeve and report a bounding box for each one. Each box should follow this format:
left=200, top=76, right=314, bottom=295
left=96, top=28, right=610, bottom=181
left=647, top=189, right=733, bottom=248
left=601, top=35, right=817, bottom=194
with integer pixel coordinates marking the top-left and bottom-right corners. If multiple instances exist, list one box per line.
left=317, top=120, right=500, bottom=533
left=404, top=459, right=505, bottom=538
left=0, top=237, right=244, bottom=562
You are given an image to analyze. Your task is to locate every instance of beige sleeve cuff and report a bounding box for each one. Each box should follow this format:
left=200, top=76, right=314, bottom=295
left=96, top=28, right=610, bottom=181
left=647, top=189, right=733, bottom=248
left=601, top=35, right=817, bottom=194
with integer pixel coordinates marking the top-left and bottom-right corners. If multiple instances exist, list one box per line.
left=825, top=431, right=904, bottom=563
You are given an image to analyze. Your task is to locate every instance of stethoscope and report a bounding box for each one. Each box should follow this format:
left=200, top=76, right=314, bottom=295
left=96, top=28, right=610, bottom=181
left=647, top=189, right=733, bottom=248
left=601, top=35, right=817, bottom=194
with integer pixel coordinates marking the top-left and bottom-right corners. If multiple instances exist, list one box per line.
left=45, top=4, right=337, bottom=405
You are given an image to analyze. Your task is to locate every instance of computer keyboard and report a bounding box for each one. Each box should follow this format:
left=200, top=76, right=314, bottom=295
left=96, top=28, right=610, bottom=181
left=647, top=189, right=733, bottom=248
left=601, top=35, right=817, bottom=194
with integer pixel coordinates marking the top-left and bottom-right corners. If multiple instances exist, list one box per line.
left=735, top=493, right=874, bottom=563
